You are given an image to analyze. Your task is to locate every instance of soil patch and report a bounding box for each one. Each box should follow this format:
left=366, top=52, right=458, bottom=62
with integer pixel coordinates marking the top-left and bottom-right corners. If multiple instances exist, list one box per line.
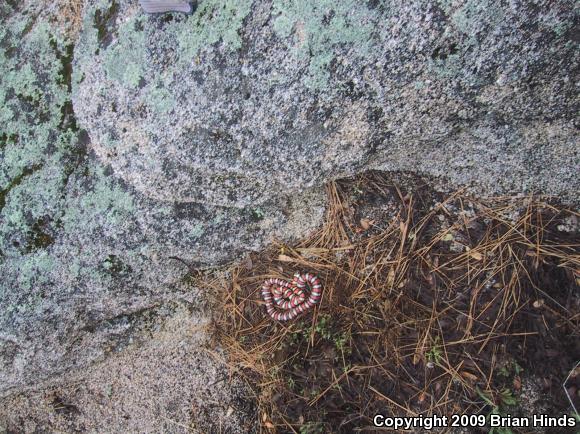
left=213, top=172, right=580, bottom=433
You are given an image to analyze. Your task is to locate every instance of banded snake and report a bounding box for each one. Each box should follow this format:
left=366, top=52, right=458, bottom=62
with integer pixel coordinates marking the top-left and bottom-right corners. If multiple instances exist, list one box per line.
left=261, top=273, right=322, bottom=321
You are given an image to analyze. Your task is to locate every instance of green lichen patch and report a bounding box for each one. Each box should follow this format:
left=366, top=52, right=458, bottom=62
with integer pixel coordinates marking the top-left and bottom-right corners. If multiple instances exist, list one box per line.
left=0, top=8, right=96, bottom=258
left=0, top=18, right=74, bottom=185
left=0, top=164, right=42, bottom=214
left=102, top=14, right=147, bottom=87
left=0, top=160, right=66, bottom=256
left=12, top=250, right=56, bottom=294
left=250, top=207, right=265, bottom=222
left=177, top=0, right=253, bottom=60
left=87, top=0, right=254, bottom=88
left=146, top=86, right=176, bottom=114
left=189, top=223, right=205, bottom=239
left=271, top=0, right=377, bottom=89
left=450, top=0, right=505, bottom=38
left=60, top=163, right=136, bottom=234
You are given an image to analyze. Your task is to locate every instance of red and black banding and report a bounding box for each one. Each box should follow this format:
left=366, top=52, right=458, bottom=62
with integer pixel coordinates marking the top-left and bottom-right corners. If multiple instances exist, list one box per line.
left=261, top=273, right=323, bottom=321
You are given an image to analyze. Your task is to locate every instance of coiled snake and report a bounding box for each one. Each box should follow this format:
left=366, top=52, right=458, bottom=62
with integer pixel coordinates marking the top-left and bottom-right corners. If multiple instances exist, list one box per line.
left=261, top=273, right=322, bottom=321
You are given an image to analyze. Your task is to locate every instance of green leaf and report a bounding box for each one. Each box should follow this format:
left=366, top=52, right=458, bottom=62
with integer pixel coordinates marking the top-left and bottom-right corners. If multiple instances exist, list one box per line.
left=476, top=386, right=495, bottom=407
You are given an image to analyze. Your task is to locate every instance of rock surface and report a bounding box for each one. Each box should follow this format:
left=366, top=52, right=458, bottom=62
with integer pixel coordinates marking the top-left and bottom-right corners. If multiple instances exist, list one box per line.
left=0, top=0, right=578, bottom=431
left=0, top=295, right=255, bottom=433
left=74, top=0, right=579, bottom=207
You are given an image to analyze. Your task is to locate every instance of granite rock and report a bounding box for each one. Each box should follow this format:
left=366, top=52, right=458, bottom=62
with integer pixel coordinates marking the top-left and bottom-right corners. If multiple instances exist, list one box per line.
left=0, top=0, right=578, bottom=428
left=0, top=0, right=323, bottom=411
left=75, top=0, right=579, bottom=207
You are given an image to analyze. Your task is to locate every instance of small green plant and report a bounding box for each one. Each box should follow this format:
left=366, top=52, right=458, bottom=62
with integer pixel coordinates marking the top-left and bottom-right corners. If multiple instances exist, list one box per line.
left=313, top=314, right=333, bottom=340
left=334, top=331, right=351, bottom=356
left=426, top=336, right=443, bottom=365
left=498, top=360, right=523, bottom=378
left=498, top=388, right=518, bottom=406
left=571, top=411, right=580, bottom=431
left=308, top=388, right=319, bottom=398
left=290, top=331, right=301, bottom=344
left=352, top=183, right=364, bottom=198
left=299, top=421, right=325, bottom=434
left=477, top=387, right=518, bottom=434
left=302, top=316, right=353, bottom=363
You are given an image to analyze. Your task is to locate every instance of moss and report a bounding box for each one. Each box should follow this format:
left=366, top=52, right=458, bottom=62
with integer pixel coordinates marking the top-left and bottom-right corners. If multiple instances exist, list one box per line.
left=0, top=133, right=18, bottom=151
left=271, top=0, right=377, bottom=89
left=54, top=41, right=78, bottom=132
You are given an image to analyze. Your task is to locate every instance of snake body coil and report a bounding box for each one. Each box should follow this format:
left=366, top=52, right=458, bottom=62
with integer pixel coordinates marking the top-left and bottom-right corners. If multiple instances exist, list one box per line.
left=261, top=273, right=322, bottom=321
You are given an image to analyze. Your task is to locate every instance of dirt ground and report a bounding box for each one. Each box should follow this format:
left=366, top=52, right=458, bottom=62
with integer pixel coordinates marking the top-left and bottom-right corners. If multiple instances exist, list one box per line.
left=213, top=172, right=580, bottom=434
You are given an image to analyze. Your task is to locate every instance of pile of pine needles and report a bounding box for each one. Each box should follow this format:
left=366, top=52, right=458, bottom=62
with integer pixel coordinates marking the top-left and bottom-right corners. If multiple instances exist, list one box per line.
left=209, top=173, right=579, bottom=433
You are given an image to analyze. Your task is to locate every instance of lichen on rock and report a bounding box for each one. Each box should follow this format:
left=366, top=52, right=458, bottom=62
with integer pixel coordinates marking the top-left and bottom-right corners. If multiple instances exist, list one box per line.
left=1, top=0, right=324, bottom=408
left=1, top=0, right=579, bottom=431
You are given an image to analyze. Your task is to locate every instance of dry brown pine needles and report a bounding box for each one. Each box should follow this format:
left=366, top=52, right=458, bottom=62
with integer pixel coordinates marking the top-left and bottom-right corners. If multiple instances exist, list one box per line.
left=210, top=173, right=579, bottom=433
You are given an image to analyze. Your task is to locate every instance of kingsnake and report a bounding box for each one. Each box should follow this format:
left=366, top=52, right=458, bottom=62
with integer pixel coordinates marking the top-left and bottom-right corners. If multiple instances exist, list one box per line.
left=261, top=273, right=322, bottom=321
